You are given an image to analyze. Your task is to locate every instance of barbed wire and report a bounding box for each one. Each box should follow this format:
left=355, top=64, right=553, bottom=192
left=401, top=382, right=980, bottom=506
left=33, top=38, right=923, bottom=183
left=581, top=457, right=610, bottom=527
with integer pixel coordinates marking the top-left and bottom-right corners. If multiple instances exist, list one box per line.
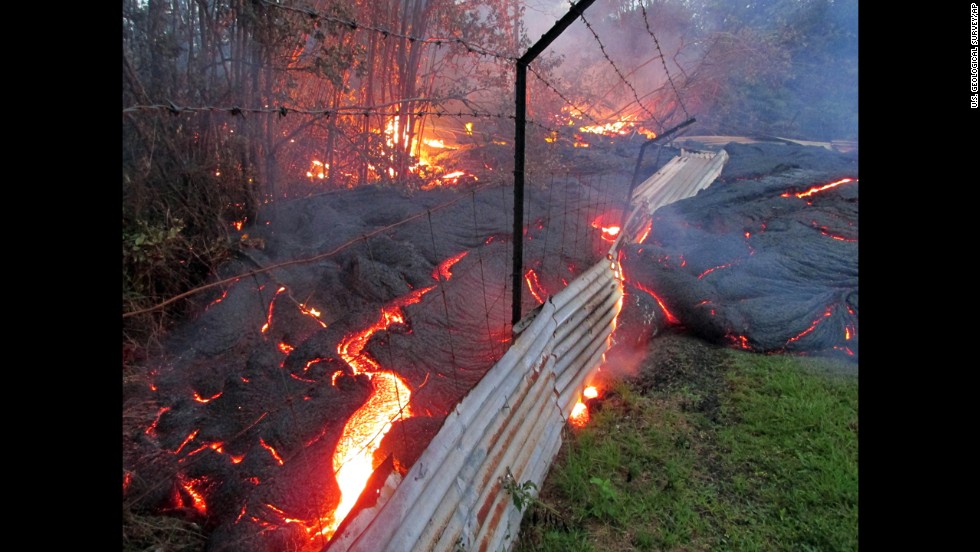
left=123, top=101, right=575, bottom=137
left=577, top=11, right=666, bottom=132
left=257, top=0, right=518, bottom=63
left=527, top=66, right=604, bottom=129
left=640, top=4, right=691, bottom=121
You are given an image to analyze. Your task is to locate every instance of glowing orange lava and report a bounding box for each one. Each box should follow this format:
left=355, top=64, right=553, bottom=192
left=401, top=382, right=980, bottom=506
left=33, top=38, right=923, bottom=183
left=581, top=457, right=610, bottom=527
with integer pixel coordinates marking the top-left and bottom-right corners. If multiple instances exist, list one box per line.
left=698, top=263, right=732, bottom=280
left=173, top=430, right=200, bottom=455
left=433, top=251, right=469, bottom=282
left=525, top=269, right=547, bottom=304
left=729, top=334, right=751, bottom=350
left=145, top=406, right=170, bottom=436
left=635, top=219, right=653, bottom=244
left=786, top=308, right=833, bottom=344
left=259, top=437, right=284, bottom=465
left=278, top=342, right=295, bottom=354
left=299, top=303, right=328, bottom=328
left=261, top=286, right=287, bottom=333
left=319, top=284, right=436, bottom=540
left=633, top=282, right=680, bottom=325
left=781, top=177, right=856, bottom=198
left=177, top=474, right=208, bottom=515
left=193, top=391, right=223, bottom=404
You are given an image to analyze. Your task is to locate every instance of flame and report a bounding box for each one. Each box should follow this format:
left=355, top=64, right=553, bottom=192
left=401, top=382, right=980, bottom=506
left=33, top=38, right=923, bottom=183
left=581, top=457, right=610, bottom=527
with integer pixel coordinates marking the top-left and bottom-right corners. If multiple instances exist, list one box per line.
left=464, top=122, right=473, bottom=135
left=307, top=159, right=328, bottom=180
left=583, top=386, right=598, bottom=399
left=422, top=138, right=450, bottom=149
left=569, top=401, right=589, bottom=427
left=233, top=220, right=245, bottom=231
left=433, top=251, right=468, bottom=282
left=525, top=269, right=547, bottom=304
left=781, top=177, right=856, bottom=198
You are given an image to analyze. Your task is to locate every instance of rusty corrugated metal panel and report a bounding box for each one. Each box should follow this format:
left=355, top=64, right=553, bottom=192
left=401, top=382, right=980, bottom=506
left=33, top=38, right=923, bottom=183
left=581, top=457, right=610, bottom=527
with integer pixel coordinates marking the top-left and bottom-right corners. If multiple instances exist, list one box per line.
left=631, top=149, right=728, bottom=217
left=327, top=151, right=728, bottom=552
left=328, top=256, right=622, bottom=552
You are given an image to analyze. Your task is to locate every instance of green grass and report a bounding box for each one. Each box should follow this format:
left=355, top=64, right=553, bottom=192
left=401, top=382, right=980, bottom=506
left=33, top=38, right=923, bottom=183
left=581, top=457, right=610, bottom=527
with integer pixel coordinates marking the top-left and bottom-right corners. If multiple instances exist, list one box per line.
left=515, top=345, right=858, bottom=552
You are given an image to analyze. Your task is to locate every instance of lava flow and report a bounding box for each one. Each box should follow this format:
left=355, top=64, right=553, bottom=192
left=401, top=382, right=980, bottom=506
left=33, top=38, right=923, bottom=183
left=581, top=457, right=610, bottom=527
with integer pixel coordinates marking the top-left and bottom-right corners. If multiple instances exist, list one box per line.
left=318, top=284, right=437, bottom=540
left=780, top=177, right=856, bottom=198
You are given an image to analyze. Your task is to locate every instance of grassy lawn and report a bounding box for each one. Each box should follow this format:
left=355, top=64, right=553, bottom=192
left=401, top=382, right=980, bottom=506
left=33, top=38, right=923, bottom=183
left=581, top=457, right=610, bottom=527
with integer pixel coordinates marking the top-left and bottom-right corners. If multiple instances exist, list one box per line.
left=515, top=335, right=858, bottom=551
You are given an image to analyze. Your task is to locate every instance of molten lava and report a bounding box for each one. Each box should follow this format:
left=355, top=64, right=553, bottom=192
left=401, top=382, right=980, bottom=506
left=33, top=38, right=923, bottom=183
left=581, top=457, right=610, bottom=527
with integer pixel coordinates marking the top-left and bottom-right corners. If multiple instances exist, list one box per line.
left=781, top=177, right=856, bottom=198
left=786, top=307, right=833, bottom=345
left=193, top=391, right=223, bottom=404
left=635, top=219, right=653, bottom=244
left=177, top=474, right=208, bottom=515
left=259, top=437, right=284, bottom=465
left=320, top=284, right=437, bottom=540
left=261, top=286, right=287, bottom=333
left=525, top=269, right=547, bottom=304
left=432, top=251, right=468, bottom=282
left=632, top=282, right=680, bottom=325
left=174, top=429, right=200, bottom=455
left=697, top=263, right=733, bottom=280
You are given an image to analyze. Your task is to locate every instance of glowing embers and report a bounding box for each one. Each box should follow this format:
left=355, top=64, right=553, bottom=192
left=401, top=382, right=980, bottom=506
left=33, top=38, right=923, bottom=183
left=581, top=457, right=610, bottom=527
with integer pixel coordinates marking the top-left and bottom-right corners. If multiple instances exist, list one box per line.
left=727, top=333, right=752, bottom=350
left=176, top=474, right=209, bottom=516
left=524, top=269, right=548, bottom=304
left=781, top=177, right=857, bottom=199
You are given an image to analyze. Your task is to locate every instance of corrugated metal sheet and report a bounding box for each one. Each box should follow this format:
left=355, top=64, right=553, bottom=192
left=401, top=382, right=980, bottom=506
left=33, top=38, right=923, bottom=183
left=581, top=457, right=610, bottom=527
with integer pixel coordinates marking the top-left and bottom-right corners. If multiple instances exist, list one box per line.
left=325, top=150, right=728, bottom=552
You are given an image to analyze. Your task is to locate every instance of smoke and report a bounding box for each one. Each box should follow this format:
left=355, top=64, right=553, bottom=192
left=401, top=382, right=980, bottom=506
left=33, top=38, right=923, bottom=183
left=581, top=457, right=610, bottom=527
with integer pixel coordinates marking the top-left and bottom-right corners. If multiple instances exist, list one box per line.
left=520, top=0, right=858, bottom=141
